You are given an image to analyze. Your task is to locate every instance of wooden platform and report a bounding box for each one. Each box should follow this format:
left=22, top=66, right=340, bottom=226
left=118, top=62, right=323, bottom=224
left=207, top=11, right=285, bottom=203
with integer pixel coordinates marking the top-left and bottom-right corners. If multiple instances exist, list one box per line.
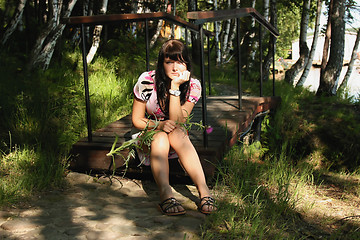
left=69, top=96, right=281, bottom=179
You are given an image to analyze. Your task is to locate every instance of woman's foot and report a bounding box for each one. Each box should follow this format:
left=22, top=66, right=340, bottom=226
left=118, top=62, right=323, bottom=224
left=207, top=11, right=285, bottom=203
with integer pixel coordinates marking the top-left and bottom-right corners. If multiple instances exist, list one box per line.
left=158, top=185, right=185, bottom=215
left=198, top=196, right=216, bottom=214
left=159, top=197, right=186, bottom=216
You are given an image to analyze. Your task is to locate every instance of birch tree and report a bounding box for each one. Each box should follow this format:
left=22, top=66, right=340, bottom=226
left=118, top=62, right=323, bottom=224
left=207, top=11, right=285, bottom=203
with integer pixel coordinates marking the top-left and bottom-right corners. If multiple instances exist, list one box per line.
left=188, top=0, right=200, bottom=64
left=317, top=0, right=346, bottom=96
left=248, top=0, right=257, bottom=68
left=261, top=0, right=273, bottom=83
left=86, top=0, right=108, bottom=64
left=285, top=0, right=311, bottom=85
left=28, top=0, right=78, bottom=70
left=150, top=0, right=169, bottom=48
left=214, top=0, right=221, bottom=65
left=320, top=0, right=333, bottom=76
left=1, top=0, right=27, bottom=45
left=338, top=28, right=360, bottom=91
left=297, top=0, right=322, bottom=86
left=221, top=0, right=232, bottom=63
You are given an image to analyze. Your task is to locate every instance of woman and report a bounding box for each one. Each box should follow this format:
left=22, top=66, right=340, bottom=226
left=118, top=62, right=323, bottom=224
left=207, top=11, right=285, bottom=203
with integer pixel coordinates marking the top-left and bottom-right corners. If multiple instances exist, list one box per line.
left=131, top=39, right=216, bottom=216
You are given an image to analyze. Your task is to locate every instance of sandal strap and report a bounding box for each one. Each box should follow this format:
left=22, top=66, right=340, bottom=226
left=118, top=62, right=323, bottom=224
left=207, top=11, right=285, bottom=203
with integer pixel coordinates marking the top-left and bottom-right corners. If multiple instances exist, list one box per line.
left=199, top=196, right=215, bottom=210
left=159, top=197, right=182, bottom=213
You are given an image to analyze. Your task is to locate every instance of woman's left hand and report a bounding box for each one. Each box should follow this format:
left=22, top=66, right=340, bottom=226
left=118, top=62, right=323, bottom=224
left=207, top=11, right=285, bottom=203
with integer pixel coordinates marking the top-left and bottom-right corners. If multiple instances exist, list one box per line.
left=159, top=120, right=177, bottom=133
left=172, top=70, right=190, bottom=87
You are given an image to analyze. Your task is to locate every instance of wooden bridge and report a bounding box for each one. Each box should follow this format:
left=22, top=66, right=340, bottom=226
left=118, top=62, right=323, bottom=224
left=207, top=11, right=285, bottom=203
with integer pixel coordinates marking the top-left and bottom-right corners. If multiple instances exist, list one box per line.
left=63, top=8, right=281, bottom=180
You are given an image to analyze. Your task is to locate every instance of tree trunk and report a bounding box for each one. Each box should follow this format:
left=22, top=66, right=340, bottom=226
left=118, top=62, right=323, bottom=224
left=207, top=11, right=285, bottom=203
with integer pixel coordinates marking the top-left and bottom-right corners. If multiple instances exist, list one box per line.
left=262, top=0, right=277, bottom=83
left=221, top=0, right=231, bottom=63
left=188, top=0, right=200, bottom=64
left=150, top=0, right=169, bottom=48
left=1, top=0, right=28, bottom=45
left=284, top=0, right=310, bottom=85
left=223, top=19, right=237, bottom=63
left=263, top=0, right=270, bottom=21
left=82, top=0, right=92, bottom=44
left=317, top=0, right=346, bottom=96
left=248, top=0, right=257, bottom=69
left=261, top=0, right=271, bottom=83
left=297, top=0, right=322, bottom=86
left=214, top=0, right=221, bottom=65
left=28, top=0, right=78, bottom=70
left=320, top=0, right=333, bottom=76
left=338, top=28, right=360, bottom=91
left=86, top=0, right=108, bottom=64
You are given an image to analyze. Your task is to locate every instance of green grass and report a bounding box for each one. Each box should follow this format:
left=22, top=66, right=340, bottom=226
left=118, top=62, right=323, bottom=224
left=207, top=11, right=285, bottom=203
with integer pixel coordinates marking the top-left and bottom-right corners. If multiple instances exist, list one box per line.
left=200, top=80, right=360, bottom=239
left=0, top=37, right=147, bottom=206
left=0, top=36, right=360, bottom=238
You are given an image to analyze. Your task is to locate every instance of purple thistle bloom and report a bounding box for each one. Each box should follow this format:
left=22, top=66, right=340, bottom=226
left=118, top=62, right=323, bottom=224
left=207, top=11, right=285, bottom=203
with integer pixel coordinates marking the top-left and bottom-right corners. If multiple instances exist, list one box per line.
left=206, top=126, right=213, bottom=134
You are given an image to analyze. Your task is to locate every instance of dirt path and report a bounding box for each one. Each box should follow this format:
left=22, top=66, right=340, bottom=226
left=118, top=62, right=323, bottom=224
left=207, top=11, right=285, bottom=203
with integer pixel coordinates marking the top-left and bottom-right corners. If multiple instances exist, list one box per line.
left=0, top=172, right=208, bottom=240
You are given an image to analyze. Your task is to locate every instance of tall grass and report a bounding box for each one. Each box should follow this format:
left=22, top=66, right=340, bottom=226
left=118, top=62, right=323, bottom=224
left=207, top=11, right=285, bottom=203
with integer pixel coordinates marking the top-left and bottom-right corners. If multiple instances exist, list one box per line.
left=0, top=37, right=148, bottom=206
left=200, top=80, right=360, bottom=239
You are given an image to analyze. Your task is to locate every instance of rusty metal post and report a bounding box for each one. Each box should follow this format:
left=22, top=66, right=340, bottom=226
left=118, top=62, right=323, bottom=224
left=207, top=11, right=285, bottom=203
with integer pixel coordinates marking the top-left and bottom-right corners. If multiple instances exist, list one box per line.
left=259, top=25, right=263, bottom=97
left=272, top=34, right=276, bottom=96
left=145, top=19, right=150, bottom=71
left=199, top=25, right=208, bottom=148
left=207, top=35, right=211, bottom=95
left=237, top=18, right=242, bottom=110
left=81, top=24, right=92, bottom=142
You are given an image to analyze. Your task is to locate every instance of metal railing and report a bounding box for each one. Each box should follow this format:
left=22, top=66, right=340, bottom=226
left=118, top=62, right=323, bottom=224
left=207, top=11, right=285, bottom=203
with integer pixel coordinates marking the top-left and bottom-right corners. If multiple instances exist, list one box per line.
left=62, top=8, right=279, bottom=148
left=187, top=8, right=279, bottom=147
left=62, top=12, right=213, bottom=142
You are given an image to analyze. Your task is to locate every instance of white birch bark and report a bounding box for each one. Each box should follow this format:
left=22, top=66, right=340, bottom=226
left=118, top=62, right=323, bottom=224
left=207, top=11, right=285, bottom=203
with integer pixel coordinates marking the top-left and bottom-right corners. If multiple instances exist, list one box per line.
left=264, top=0, right=270, bottom=21
left=28, top=0, right=78, bottom=70
left=297, top=0, right=322, bottom=86
left=285, top=0, right=310, bottom=85
left=1, top=0, right=28, bottom=45
left=214, top=0, right=221, bottom=65
left=249, top=0, right=257, bottom=65
left=338, top=28, right=360, bottom=90
left=223, top=20, right=237, bottom=62
left=317, top=0, right=346, bottom=96
left=150, top=0, right=169, bottom=48
left=221, top=0, right=231, bottom=63
left=86, top=0, right=108, bottom=64
left=131, top=0, right=143, bottom=37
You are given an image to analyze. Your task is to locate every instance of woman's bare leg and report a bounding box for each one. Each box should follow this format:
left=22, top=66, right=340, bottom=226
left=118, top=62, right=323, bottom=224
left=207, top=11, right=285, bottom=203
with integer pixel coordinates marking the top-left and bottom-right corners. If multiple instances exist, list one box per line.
left=168, top=128, right=215, bottom=213
left=150, top=131, right=184, bottom=214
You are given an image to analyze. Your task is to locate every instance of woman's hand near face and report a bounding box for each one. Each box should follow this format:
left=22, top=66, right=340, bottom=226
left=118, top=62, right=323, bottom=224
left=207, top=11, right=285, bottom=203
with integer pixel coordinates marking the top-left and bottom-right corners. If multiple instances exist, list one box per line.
left=172, top=70, right=190, bottom=86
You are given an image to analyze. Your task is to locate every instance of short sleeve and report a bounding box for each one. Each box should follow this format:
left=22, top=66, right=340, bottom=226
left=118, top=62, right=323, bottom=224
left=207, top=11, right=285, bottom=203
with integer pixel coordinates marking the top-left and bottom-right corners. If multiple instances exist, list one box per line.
left=133, top=71, right=155, bottom=101
left=188, top=78, right=201, bottom=104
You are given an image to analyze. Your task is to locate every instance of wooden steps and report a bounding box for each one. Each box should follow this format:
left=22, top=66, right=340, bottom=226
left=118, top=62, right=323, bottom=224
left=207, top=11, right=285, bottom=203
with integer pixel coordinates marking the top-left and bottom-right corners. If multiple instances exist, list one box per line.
left=69, top=96, right=281, bottom=179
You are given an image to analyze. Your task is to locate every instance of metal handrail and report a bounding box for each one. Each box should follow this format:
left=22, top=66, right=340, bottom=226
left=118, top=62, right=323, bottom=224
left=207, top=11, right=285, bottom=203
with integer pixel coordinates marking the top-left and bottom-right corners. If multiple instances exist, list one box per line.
left=61, top=12, right=213, bottom=36
left=187, top=8, right=279, bottom=37
left=187, top=8, right=279, bottom=147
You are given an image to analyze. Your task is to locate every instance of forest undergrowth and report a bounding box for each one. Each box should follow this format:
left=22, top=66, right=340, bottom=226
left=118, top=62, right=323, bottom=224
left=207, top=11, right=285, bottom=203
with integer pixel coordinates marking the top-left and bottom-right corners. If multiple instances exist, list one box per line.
left=0, top=38, right=360, bottom=239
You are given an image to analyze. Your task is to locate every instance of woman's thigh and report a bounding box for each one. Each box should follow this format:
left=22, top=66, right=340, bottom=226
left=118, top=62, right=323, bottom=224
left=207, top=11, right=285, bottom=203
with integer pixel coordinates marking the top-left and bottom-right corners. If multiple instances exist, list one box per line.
left=168, top=128, right=193, bottom=150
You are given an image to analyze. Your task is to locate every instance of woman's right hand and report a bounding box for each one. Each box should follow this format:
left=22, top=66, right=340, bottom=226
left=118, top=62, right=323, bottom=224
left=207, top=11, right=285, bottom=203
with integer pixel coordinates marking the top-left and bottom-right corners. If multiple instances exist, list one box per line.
left=159, top=120, right=177, bottom=133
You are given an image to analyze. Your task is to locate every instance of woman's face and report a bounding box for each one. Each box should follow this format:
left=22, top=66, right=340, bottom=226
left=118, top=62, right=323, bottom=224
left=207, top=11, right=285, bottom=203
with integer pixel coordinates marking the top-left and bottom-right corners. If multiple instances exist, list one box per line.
left=163, top=57, right=187, bottom=80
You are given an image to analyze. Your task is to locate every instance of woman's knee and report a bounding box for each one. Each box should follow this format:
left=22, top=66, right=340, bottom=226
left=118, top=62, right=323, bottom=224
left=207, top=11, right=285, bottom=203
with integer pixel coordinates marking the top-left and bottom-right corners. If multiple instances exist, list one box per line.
left=168, top=128, right=191, bottom=148
left=152, top=131, right=170, bottom=149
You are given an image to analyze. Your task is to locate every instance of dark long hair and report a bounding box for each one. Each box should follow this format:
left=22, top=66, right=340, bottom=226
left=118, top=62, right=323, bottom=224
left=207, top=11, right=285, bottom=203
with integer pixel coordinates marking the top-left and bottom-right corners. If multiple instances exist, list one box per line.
left=155, top=39, right=192, bottom=116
